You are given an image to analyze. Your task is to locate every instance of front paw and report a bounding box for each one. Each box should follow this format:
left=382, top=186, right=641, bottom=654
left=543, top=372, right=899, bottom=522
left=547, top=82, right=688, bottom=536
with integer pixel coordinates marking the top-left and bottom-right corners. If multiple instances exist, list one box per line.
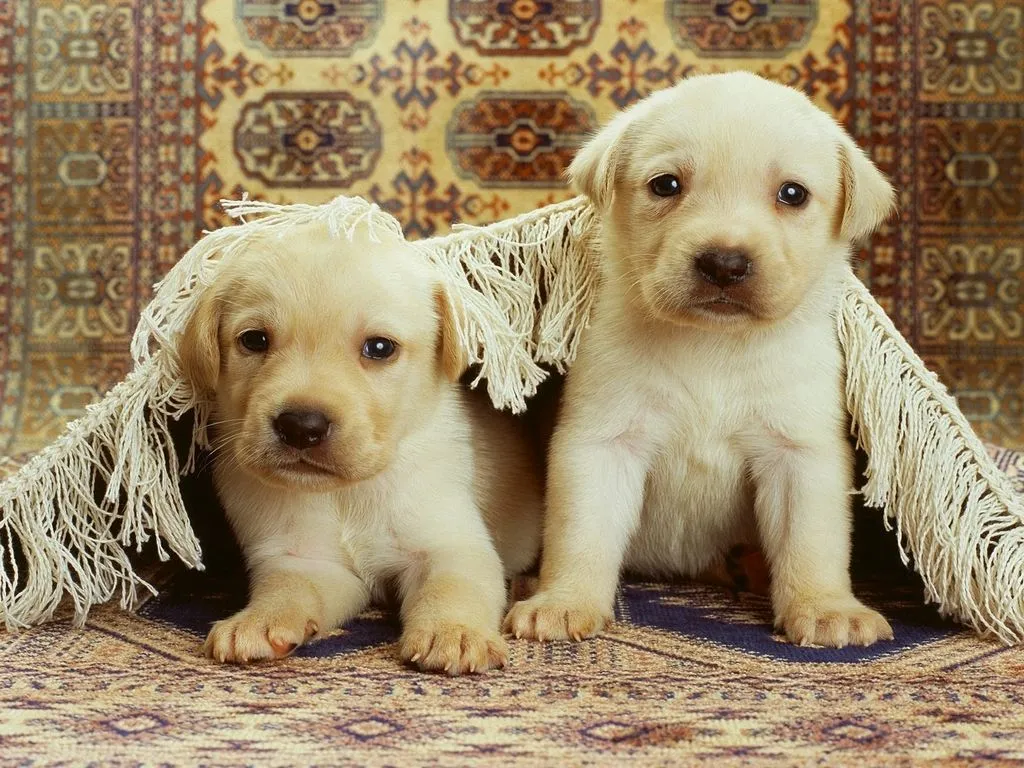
left=204, top=607, right=320, bottom=664
left=399, top=621, right=507, bottom=676
left=775, top=596, right=893, bottom=648
left=503, top=593, right=611, bottom=642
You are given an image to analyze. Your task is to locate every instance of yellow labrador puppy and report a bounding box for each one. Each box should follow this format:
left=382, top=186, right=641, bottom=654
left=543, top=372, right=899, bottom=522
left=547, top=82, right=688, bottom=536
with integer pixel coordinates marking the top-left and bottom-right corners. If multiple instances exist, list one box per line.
left=505, top=72, right=896, bottom=648
left=178, top=221, right=542, bottom=674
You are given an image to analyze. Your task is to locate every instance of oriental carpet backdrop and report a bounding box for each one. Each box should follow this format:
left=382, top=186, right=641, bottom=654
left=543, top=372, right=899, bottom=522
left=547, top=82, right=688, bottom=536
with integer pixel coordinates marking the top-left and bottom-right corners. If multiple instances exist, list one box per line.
left=0, top=0, right=1021, bottom=456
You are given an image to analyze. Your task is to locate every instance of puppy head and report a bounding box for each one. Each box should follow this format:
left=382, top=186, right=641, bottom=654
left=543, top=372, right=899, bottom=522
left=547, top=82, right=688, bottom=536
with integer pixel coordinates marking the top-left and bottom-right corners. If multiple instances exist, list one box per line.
left=178, top=223, right=467, bottom=490
left=570, top=71, right=895, bottom=330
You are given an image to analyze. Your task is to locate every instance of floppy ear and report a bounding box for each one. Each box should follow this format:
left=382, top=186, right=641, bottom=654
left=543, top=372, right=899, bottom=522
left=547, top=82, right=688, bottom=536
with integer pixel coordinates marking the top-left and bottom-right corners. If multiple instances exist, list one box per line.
left=568, top=108, right=637, bottom=210
left=177, top=287, right=222, bottom=397
left=836, top=130, right=896, bottom=244
left=434, top=284, right=469, bottom=382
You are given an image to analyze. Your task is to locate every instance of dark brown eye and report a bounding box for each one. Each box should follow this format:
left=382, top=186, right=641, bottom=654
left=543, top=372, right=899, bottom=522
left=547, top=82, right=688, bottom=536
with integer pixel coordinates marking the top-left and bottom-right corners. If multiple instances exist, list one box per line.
left=648, top=174, right=682, bottom=197
left=238, top=329, right=269, bottom=353
left=777, top=182, right=809, bottom=207
left=361, top=337, right=396, bottom=360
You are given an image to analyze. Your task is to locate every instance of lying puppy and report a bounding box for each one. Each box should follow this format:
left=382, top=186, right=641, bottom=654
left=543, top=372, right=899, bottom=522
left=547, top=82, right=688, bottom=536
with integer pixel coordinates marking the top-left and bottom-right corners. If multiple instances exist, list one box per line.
left=505, top=72, right=896, bottom=648
left=178, top=220, right=542, bottom=674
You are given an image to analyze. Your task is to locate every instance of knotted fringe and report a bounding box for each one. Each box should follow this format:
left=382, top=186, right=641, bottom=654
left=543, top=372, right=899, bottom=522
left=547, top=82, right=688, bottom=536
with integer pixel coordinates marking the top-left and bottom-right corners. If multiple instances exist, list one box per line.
left=417, top=196, right=598, bottom=412
left=0, top=194, right=596, bottom=627
left=0, top=359, right=202, bottom=630
left=839, top=269, right=1024, bottom=643
left=2, top=193, right=1023, bottom=642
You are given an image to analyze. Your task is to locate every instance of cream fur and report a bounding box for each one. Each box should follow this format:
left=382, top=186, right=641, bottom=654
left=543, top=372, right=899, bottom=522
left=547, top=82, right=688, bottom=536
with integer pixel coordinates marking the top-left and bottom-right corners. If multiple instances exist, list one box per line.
left=178, top=222, right=542, bottom=674
left=505, top=72, right=897, bottom=648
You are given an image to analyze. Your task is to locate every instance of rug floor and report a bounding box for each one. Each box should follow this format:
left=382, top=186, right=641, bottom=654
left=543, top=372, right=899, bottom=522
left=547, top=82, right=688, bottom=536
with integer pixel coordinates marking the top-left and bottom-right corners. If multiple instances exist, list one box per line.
left=3, top=567, right=1024, bottom=766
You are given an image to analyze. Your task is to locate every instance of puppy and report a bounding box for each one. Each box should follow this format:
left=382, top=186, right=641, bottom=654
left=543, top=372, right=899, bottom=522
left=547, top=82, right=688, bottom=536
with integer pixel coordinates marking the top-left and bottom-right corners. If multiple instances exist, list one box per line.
left=178, top=220, right=542, bottom=674
left=505, top=72, right=897, bottom=648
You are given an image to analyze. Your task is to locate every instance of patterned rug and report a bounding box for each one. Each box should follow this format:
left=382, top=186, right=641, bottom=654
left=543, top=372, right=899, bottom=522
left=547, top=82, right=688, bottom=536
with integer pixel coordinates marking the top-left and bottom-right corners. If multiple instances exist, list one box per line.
left=4, top=556, right=1024, bottom=764
left=2, top=0, right=1024, bottom=763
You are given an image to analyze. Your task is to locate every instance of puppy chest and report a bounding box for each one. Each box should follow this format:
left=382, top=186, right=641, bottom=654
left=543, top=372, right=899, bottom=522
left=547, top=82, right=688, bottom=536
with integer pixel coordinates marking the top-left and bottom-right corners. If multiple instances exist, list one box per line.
left=627, top=431, right=756, bottom=576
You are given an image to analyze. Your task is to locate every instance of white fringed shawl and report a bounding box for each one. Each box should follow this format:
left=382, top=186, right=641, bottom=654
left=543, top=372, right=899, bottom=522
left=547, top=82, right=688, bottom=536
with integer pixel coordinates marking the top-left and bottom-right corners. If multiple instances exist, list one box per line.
left=1, top=194, right=1022, bottom=644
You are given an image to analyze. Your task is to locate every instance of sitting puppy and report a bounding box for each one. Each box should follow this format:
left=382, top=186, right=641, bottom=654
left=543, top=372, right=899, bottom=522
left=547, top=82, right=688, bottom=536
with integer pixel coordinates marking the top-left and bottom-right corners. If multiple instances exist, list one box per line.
left=178, top=219, right=542, bottom=674
left=505, top=72, right=896, bottom=648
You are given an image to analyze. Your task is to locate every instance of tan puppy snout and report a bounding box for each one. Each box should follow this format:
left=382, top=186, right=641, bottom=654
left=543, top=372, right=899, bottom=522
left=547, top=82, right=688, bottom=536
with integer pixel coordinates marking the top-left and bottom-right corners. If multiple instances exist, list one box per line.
left=694, top=248, right=753, bottom=288
left=272, top=407, right=332, bottom=450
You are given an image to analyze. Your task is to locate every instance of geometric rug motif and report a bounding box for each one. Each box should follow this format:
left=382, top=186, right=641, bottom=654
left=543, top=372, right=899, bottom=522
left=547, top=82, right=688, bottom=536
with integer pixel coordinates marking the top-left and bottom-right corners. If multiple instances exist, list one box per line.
left=3, top=569, right=1024, bottom=764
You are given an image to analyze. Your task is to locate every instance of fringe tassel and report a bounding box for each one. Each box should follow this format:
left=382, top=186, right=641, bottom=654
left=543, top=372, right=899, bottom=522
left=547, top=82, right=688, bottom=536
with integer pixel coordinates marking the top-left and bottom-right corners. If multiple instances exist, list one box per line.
left=3, top=191, right=1023, bottom=643
left=0, top=358, right=203, bottom=630
left=418, top=196, right=598, bottom=412
left=838, top=269, right=1024, bottom=643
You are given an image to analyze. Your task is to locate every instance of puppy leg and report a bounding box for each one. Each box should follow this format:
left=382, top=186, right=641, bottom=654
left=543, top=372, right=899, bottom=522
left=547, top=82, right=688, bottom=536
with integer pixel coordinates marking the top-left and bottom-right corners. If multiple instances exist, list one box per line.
left=398, top=533, right=508, bottom=676
left=503, top=437, right=649, bottom=642
left=752, top=442, right=893, bottom=648
left=205, top=557, right=370, bottom=664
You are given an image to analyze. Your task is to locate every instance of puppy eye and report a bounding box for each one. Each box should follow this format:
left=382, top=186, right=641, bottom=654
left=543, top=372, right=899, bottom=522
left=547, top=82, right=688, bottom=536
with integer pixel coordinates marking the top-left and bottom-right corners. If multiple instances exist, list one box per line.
left=777, top=182, right=809, bottom=207
left=648, top=174, right=682, bottom=198
left=238, top=329, right=270, bottom=353
left=362, top=337, right=396, bottom=361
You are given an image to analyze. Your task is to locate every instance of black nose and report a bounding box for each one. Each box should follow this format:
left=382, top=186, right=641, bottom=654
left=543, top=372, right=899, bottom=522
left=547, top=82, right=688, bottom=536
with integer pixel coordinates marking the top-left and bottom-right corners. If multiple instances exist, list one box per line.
left=273, top=409, right=331, bottom=449
left=695, top=249, right=752, bottom=287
